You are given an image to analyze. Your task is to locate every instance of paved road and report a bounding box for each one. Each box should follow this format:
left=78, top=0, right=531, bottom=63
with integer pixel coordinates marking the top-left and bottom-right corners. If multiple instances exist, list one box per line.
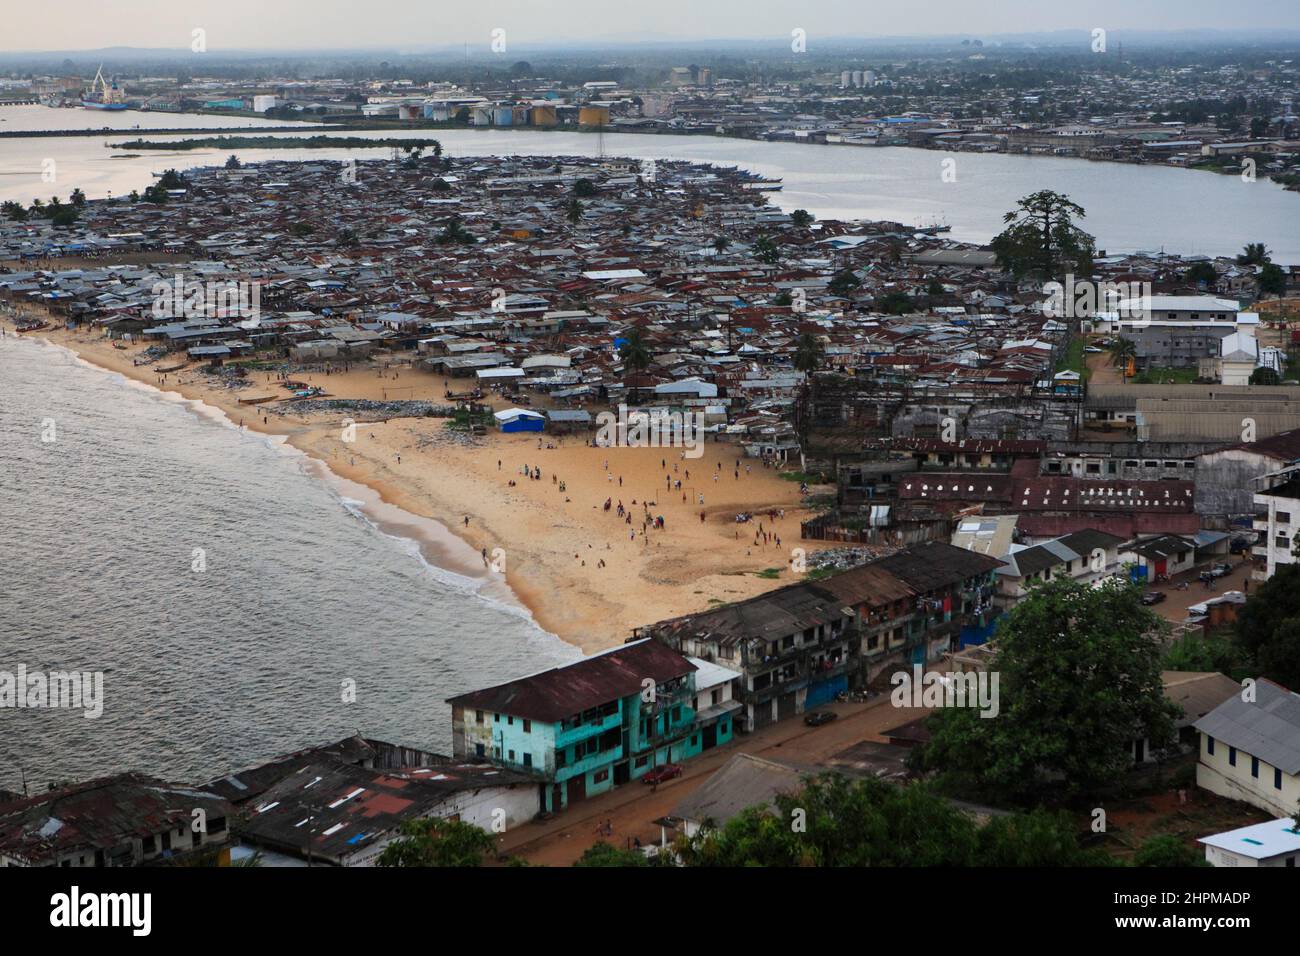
left=495, top=694, right=930, bottom=866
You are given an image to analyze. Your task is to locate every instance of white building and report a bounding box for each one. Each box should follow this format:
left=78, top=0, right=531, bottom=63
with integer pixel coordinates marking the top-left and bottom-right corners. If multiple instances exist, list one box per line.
left=1194, top=678, right=1300, bottom=818
left=687, top=656, right=743, bottom=750
left=1199, top=817, right=1300, bottom=867
left=252, top=94, right=277, bottom=113
left=1252, top=471, right=1300, bottom=579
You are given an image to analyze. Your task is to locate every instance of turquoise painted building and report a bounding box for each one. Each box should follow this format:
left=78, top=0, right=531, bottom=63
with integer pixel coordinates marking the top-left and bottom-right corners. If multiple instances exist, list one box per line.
left=448, top=640, right=736, bottom=812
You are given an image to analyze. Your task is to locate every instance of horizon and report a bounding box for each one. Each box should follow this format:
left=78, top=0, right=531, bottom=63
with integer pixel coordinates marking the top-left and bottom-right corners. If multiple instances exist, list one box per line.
left=5, top=0, right=1300, bottom=55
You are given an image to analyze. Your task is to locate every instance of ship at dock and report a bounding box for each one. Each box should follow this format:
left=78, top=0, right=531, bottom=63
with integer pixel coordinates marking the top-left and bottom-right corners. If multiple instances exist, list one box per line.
left=82, top=65, right=128, bottom=111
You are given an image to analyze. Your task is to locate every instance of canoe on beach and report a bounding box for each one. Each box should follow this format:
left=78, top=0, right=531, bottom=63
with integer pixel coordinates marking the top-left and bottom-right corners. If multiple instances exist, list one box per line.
left=237, top=394, right=278, bottom=405
left=156, top=362, right=189, bottom=373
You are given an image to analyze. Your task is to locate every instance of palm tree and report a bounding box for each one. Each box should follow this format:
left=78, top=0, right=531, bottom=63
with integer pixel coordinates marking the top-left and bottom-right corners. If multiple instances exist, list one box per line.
left=1108, top=337, right=1137, bottom=380
left=567, top=198, right=583, bottom=228
left=618, top=328, right=651, bottom=374
left=712, top=235, right=731, bottom=256
left=1238, top=242, right=1272, bottom=267
left=794, top=331, right=824, bottom=375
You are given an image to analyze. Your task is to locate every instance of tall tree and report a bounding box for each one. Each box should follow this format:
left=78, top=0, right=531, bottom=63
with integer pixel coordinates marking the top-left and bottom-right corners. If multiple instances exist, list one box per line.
left=753, top=234, right=780, bottom=265
left=1235, top=564, right=1300, bottom=690
left=1108, top=337, right=1137, bottom=378
left=1237, top=242, right=1272, bottom=266
left=991, top=190, right=1096, bottom=281
left=793, top=331, right=824, bottom=375
left=914, top=577, right=1179, bottom=804
left=618, top=327, right=651, bottom=374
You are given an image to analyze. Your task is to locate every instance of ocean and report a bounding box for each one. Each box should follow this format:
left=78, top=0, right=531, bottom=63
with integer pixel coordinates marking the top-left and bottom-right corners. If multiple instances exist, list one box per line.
left=0, top=332, right=577, bottom=794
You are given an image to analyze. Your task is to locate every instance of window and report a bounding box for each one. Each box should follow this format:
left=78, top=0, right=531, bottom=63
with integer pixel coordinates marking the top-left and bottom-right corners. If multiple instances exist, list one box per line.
left=508, top=749, right=515, bottom=761
left=1229, top=746, right=1237, bottom=767
left=475, top=710, right=484, bottom=724
left=1207, top=736, right=1214, bottom=755
left=1251, top=756, right=1259, bottom=778
left=1288, top=857, right=1296, bottom=867
left=475, top=743, right=485, bottom=758
left=1278, top=511, right=1292, bottom=524
left=494, top=713, right=500, bottom=723
left=523, top=753, right=533, bottom=768
left=523, top=719, right=531, bottom=733
left=1276, top=768, right=1283, bottom=790
left=507, top=716, right=514, bottom=726
left=593, top=769, right=609, bottom=783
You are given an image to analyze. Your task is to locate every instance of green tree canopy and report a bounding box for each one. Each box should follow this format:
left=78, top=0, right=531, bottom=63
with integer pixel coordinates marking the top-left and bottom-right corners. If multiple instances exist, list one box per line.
left=376, top=818, right=495, bottom=867
left=914, top=577, right=1179, bottom=804
left=676, top=773, right=1113, bottom=867
left=1185, top=262, right=1217, bottom=286
left=827, top=269, right=861, bottom=297
left=794, top=331, right=824, bottom=375
left=1237, top=242, right=1272, bottom=266
left=1235, top=564, right=1300, bottom=690
left=990, top=189, right=1096, bottom=281
left=618, top=327, right=652, bottom=373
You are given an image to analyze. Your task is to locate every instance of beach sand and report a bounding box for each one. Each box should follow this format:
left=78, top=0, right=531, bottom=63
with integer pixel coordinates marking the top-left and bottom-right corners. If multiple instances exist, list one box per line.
left=7, top=311, right=835, bottom=653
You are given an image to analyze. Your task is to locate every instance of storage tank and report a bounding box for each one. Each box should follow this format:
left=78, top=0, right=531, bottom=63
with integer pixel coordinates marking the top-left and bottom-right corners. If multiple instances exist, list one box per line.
left=578, top=105, right=610, bottom=127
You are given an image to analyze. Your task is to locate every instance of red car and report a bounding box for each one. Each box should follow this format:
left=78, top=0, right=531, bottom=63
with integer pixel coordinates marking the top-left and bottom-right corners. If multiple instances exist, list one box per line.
left=641, top=764, right=683, bottom=785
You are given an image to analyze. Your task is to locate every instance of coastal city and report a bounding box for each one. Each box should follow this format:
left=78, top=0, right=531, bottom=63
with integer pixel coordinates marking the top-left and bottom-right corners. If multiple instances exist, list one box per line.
left=0, top=0, right=1299, bottom=933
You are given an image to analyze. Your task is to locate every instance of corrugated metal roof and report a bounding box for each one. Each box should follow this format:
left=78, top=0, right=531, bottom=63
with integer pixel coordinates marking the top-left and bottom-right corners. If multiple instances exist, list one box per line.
left=1194, top=679, right=1300, bottom=774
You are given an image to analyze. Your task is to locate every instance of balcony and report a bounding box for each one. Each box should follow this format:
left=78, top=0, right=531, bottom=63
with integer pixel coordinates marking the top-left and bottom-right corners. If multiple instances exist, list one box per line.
left=555, top=708, right=622, bottom=748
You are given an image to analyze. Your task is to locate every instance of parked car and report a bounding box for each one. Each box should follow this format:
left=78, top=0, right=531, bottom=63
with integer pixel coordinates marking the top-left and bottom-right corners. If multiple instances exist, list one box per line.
left=804, top=710, right=838, bottom=727
left=1207, top=562, right=1233, bottom=579
left=1141, top=591, right=1166, bottom=606
left=641, top=764, right=682, bottom=785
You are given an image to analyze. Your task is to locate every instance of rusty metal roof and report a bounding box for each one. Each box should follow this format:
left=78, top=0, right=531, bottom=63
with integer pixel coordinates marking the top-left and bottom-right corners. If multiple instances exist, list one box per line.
left=447, top=638, right=695, bottom=722
left=0, top=773, right=232, bottom=865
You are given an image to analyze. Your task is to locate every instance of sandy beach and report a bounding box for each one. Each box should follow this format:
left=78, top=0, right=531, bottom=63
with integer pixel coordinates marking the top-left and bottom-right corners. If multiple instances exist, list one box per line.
left=4, top=307, right=833, bottom=653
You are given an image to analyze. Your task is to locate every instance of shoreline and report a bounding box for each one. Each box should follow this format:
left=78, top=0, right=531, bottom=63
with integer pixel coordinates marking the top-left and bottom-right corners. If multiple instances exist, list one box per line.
left=3, top=310, right=833, bottom=655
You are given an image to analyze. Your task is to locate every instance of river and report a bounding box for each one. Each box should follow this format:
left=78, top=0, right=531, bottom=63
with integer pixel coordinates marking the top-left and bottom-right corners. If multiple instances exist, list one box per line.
left=2, top=105, right=1297, bottom=261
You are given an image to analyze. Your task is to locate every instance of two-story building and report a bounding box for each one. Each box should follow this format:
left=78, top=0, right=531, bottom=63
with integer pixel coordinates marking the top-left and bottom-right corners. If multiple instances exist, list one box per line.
left=447, top=640, right=716, bottom=812
left=1194, top=678, right=1300, bottom=818
left=993, top=529, right=1127, bottom=608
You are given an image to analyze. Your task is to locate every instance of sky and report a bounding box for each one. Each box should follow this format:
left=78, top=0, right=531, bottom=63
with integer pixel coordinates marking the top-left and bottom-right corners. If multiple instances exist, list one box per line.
left=5, top=0, right=1300, bottom=52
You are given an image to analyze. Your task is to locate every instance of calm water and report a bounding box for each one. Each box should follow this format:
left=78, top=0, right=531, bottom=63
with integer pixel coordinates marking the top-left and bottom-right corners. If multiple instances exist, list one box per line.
left=2, top=106, right=1298, bottom=261
left=0, top=333, right=576, bottom=793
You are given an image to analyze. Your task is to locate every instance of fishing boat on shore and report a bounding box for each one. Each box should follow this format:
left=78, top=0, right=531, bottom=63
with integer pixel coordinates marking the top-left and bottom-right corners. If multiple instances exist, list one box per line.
left=237, top=394, right=278, bottom=405
left=155, top=361, right=189, bottom=373
left=16, top=321, right=49, bottom=333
